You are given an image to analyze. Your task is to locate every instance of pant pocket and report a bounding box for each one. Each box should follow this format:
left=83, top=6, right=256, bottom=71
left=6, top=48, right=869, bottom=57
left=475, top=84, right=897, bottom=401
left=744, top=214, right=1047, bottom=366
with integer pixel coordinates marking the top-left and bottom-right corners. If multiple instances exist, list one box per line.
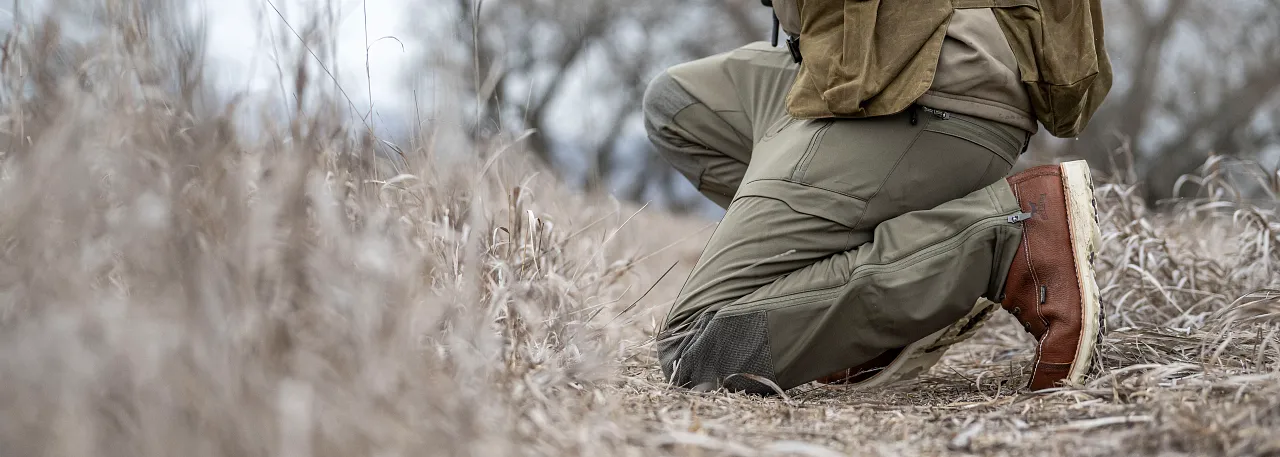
left=743, top=112, right=924, bottom=206
left=856, top=121, right=1019, bottom=230
left=922, top=113, right=1025, bottom=167
left=787, top=115, right=922, bottom=202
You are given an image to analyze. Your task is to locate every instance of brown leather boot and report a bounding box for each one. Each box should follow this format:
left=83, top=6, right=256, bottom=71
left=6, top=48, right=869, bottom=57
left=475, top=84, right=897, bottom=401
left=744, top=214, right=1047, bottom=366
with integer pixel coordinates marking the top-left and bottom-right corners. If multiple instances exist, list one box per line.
left=1000, top=160, right=1104, bottom=391
left=816, top=300, right=1000, bottom=387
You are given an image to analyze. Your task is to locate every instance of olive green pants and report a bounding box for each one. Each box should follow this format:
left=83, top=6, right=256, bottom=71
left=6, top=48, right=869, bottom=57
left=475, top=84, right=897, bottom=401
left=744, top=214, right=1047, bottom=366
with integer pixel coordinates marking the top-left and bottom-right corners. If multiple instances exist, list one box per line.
left=645, top=42, right=1031, bottom=393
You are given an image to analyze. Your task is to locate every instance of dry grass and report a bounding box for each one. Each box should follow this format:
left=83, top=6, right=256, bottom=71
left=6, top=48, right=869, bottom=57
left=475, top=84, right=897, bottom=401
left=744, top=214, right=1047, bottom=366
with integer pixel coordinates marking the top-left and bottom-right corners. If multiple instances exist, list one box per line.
left=2, top=3, right=1280, bottom=457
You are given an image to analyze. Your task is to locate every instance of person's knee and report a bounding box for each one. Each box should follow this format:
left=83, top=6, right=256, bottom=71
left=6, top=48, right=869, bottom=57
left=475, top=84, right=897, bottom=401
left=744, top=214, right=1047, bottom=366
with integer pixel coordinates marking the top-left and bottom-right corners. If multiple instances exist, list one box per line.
left=642, top=70, right=707, bottom=187
left=658, top=312, right=781, bottom=394
left=656, top=334, right=683, bottom=383
left=642, top=70, right=692, bottom=138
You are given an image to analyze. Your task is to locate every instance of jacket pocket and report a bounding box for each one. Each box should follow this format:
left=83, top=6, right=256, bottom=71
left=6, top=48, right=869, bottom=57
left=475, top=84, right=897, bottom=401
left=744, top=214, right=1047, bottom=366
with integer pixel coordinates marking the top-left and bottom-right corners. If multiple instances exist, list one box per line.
left=989, top=0, right=1113, bottom=137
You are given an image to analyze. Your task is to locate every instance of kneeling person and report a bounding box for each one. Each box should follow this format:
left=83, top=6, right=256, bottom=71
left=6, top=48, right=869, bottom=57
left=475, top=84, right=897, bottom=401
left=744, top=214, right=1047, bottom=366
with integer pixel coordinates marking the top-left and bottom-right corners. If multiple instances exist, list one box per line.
left=643, top=0, right=1112, bottom=393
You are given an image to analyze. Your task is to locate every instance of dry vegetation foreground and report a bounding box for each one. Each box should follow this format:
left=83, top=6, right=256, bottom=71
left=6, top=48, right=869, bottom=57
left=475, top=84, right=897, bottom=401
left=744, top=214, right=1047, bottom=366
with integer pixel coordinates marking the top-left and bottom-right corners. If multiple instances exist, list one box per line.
left=3, top=7, right=1280, bottom=457
left=613, top=164, right=1280, bottom=456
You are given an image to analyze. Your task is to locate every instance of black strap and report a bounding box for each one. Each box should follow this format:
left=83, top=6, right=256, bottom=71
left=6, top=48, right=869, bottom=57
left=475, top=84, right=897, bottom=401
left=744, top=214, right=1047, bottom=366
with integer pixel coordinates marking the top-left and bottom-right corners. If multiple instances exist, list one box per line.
left=786, top=36, right=802, bottom=64
left=771, top=14, right=780, bottom=47
left=762, top=0, right=799, bottom=63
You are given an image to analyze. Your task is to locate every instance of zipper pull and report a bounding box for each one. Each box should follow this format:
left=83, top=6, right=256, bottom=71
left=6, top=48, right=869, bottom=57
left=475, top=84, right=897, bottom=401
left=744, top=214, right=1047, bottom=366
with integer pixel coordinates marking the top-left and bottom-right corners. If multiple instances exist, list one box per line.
left=922, top=107, right=950, bottom=120
left=1008, top=211, right=1034, bottom=223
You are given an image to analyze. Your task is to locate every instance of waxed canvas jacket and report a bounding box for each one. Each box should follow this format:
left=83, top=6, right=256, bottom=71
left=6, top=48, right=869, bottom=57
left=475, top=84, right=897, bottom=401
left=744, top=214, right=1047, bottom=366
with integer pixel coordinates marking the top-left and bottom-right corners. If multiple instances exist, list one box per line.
left=773, top=0, right=1112, bottom=138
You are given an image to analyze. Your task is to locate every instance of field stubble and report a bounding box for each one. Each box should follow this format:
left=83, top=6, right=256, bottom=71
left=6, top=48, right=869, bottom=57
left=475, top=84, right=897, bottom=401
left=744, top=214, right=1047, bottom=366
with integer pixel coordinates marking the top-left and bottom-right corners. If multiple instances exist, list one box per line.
left=1, top=4, right=1279, bottom=457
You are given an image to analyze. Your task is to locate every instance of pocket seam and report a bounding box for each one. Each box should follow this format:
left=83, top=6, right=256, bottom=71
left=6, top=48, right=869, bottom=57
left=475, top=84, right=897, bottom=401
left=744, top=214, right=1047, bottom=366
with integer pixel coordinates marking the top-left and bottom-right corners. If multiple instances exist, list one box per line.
left=729, top=190, right=864, bottom=229
left=790, top=121, right=835, bottom=181
left=749, top=178, right=870, bottom=203
left=762, top=116, right=798, bottom=142
left=924, top=125, right=1017, bottom=168
left=850, top=127, right=926, bottom=229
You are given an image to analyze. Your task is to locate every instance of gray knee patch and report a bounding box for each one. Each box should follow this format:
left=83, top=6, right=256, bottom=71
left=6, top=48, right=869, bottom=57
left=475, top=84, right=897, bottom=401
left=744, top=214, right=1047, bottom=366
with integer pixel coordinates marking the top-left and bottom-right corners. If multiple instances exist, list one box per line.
left=659, top=311, right=779, bottom=394
left=643, top=71, right=697, bottom=133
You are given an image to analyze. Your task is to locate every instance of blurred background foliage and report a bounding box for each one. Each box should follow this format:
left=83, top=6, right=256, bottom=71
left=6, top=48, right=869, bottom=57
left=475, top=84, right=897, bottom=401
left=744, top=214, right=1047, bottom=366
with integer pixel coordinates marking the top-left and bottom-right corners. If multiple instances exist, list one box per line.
left=422, top=0, right=1280, bottom=215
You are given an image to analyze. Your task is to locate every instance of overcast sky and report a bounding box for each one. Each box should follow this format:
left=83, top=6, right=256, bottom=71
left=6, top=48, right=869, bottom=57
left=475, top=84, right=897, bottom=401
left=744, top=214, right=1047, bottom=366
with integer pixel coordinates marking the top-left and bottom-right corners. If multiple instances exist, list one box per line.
left=203, top=0, right=419, bottom=135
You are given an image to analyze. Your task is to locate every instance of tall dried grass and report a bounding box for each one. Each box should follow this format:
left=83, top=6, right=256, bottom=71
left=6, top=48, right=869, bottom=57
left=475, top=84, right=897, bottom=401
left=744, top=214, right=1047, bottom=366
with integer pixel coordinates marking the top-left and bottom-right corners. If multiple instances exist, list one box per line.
left=0, top=2, right=647, bottom=456
left=3, top=2, right=1280, bottom=457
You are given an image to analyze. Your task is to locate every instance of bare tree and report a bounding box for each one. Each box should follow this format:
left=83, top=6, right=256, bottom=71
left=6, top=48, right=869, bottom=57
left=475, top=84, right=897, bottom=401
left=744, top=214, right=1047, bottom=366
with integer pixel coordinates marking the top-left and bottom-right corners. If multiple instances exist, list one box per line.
left=423, top=0, right=1280, bottom=211
left=1048, top=0, right=1280, bottom=200
left=421, top=0, right=768, bottom=210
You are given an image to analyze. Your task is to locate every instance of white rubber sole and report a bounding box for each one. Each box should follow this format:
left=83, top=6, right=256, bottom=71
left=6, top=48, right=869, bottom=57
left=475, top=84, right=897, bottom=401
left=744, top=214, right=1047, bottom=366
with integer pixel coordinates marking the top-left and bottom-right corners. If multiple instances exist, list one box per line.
left=1059, top=160, right=1104, bottom=385
left=842, top=299, right=1000, bottom=389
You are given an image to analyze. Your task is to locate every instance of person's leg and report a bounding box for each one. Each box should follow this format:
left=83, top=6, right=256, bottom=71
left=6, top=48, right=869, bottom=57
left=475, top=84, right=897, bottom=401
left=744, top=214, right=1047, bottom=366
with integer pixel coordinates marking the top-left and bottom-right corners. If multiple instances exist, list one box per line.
left=659, top=109, right=1030, bottom=392
left=642, top=42, right=796, bottom=208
